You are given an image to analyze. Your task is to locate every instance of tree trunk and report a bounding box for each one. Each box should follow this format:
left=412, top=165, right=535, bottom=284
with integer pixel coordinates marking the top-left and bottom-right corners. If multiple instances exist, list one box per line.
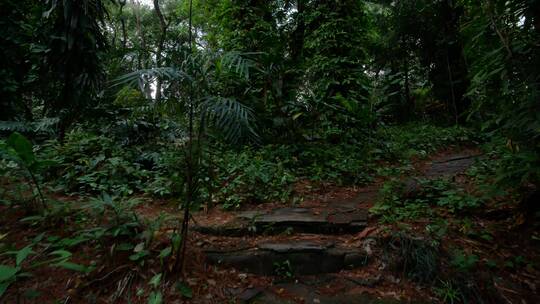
left=291, top=0, right=305, bottom=61
left=133, top=0, right=146, bottom=68
left=132, top=0, right=152, bottom=99
left=439, top=0, right=470, bottom=123
left=445, top=49, right=458, bottom=125
left=153, top=0, right=168, bottom=103
left=119, top=0, right=128, bottom=50
left=404, top=56, right=412, bottom=120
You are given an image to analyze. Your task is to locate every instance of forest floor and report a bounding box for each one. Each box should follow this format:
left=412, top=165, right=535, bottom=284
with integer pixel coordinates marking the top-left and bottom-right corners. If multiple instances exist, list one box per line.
left=175, top=147, right=539, bottom=304
left=1, top=146, right=539, bottom=303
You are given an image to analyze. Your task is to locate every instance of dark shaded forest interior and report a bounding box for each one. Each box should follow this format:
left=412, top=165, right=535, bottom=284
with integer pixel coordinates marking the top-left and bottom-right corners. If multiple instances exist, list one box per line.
left=1, top=0, right=539, bottom=303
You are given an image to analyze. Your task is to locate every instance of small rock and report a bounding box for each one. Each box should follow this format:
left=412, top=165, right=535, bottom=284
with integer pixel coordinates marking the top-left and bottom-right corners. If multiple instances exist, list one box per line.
left=237, top=287, right=263, bottom=302
left=363, top=238, right=376, bottom=256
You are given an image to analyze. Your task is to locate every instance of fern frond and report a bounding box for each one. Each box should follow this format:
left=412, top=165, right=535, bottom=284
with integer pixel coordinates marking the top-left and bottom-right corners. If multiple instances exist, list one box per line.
left=0, top=118, right=59, bottom=135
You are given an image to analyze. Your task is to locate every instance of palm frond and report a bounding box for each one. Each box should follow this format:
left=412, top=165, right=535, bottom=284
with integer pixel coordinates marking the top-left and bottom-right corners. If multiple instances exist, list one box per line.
left=111, top=67, right=193, bottom=89
left=219, top=52, right=261, bottom=79
left=201, top=97, right=258, bottom=143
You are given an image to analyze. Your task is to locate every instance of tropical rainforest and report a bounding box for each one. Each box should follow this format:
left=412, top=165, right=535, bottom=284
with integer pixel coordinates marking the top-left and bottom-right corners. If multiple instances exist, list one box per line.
left=0, top=0, right=539, bottom=303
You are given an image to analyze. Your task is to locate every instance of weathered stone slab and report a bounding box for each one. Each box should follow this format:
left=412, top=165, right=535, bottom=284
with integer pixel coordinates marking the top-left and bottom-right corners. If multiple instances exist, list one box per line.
left=205, top=241, right=368, bottom=275
left=256, top=209, right=327, bottom=225
left=195, top=208, right=368, bottom=235
left=236, top=287, right=264, bottom=303
left=426, top=154, right=480, bottom=178
left=258, top=241, right=333, bottom=253
left=398, top=154, right=482, bottom=197
left=322, top=191, right=378, bottom=212
left=237, top=210, right=265, bottom=219
left=327, top=210, right=367, bottom=225
left=434, top=153, right=481, bottom=163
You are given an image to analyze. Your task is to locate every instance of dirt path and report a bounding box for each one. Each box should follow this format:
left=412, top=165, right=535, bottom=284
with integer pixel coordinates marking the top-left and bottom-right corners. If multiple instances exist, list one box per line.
left=183, top=149, right=483, bottom=303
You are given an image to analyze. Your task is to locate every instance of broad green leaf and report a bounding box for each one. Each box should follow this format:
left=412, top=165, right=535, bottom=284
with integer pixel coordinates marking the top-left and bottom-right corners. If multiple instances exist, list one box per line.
left=16, top=246, right=33, bottom=266
left=176, top=281, right=193, bottom=298
left=171, top=233, right=182, bottom=251
left=49, top=250, right=72, bottom=260
left=32, top=232, right=46, bottom=244
left=0, top=265, right=18, bottom=282
left=102, top=192, right=113, bottom=204
left=7, top=132, right=35, bottom=165
left=129, top=250, right=149, bottom=261
left=158, top=247, right=172, bottom=259
left=16, top=271, right=32, bottom=279
left=133, top=242, right=145, bottom=253
left=292, top=112, right=303, bottom=120
left=57, top=236, right=88, bottom=248
left=147, top=291, right=163, bottom=304
left=149, top=273, right=162, bottom=288
left=0, top=281, right=11, bottom=297
left=55, top=262, right=89, bottom=273
left=20, top=215, right=44, bottom=223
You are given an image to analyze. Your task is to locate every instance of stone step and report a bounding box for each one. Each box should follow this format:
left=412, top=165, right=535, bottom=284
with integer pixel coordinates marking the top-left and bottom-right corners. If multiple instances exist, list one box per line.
left=204, top=240, right=368, bottom=275
left=195, top=208, right=368, bottom=236
left=404, top=153, right=481, bottom=195
left=426, top=153, right=481, bottom=178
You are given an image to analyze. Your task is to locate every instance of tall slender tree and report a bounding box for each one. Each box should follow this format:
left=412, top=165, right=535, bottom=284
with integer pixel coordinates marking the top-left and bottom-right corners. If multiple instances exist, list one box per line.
left=43, top=0, right=111, bottom=139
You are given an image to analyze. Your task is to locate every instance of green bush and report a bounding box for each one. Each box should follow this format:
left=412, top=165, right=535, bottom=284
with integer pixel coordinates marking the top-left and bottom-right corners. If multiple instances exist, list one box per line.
left=295, top=143, right=373, bottom=184
left=372, top=177, right=484, bottom=222
left=39, top=131, right=152, bottom=196
left=374, top=124, right=478, bottom=161
left=213, top=148, right=296, bottom=209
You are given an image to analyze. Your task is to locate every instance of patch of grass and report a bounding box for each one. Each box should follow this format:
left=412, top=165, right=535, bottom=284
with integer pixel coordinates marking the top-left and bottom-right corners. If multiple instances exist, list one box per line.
left=434, top=280, right=462, bottom=304
left=384, top=232, right=439, bottom=284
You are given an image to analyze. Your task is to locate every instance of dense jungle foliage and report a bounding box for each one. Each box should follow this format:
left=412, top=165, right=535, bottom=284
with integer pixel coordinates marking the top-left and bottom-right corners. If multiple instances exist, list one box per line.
left=0, top=0, right=539, bottom=303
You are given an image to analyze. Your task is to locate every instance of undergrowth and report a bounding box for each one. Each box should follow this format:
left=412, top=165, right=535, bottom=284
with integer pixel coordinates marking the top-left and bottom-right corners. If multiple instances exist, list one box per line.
left=1, top=123, right=480, bottom=212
